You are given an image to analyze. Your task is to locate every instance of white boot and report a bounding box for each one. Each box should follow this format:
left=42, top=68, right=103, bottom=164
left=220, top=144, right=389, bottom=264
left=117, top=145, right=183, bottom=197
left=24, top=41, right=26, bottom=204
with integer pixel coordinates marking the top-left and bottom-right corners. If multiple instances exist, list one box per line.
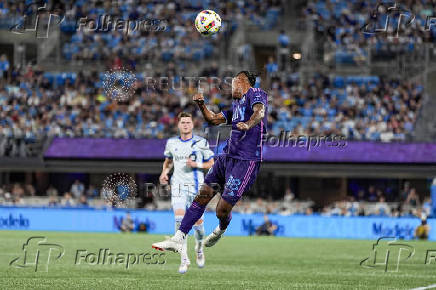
left=204, top=226, right=225, bottom=247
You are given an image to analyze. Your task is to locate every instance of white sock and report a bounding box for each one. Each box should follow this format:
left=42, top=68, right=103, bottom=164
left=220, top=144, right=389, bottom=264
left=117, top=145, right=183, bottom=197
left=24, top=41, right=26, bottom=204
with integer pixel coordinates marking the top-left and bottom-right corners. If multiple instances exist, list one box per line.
left=175, top=216, right=188, bottom=260
left=175, top=215, right=183, bottom=234
left=181, top=237, right=188, bottom=261
left=193, top=223, right=205, bottom=251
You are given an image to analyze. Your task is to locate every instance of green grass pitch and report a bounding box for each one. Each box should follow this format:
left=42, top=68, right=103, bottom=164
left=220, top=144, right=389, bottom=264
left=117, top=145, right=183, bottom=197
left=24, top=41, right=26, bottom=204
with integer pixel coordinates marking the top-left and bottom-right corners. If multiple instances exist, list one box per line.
left=1, top=230, right=436, bottom=289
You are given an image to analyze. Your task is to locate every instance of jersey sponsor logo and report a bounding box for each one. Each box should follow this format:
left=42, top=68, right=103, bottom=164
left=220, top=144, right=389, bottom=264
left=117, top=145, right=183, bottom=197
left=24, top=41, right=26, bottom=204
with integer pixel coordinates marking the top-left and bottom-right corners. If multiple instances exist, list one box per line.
left=174, top=155, right=189, bottom=161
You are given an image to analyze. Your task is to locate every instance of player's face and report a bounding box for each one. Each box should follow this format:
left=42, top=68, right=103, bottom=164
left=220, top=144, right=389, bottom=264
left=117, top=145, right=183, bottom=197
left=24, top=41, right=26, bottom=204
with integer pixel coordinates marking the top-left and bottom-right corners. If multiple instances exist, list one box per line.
left=231, top=75, right=244, bottom=99
left=178, top=117, right=193, bottom=134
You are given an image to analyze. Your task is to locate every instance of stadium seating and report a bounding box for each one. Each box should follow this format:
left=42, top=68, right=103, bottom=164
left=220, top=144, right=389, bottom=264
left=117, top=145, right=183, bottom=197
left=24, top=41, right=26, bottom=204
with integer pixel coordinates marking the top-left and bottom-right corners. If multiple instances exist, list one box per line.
left=305, top=0, right=435, bottom=64
left=0, top=69, right=423, bottom=148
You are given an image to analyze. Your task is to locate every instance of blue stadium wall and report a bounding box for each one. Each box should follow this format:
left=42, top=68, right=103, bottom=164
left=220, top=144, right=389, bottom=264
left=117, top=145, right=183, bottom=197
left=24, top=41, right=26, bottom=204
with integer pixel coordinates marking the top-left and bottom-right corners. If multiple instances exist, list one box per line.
left=0, top=207, right=431, bottom=240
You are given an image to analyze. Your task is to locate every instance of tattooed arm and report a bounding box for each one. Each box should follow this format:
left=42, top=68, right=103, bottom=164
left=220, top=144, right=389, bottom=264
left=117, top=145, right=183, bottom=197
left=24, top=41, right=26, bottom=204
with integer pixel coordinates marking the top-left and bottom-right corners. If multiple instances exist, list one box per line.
left=236, top=103, right=265, bottom=131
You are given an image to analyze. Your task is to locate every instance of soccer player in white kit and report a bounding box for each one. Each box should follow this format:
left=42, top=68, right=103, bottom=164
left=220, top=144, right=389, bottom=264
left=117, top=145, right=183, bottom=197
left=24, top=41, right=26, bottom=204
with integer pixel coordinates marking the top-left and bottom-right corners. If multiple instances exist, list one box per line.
left=159, top=112, right=214, bottom=274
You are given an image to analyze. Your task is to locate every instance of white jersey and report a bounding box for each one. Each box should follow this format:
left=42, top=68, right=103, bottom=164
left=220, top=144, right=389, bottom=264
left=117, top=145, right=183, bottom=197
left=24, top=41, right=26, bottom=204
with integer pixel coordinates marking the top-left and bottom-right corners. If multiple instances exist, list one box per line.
left=164, top=135, right=214, bottom=196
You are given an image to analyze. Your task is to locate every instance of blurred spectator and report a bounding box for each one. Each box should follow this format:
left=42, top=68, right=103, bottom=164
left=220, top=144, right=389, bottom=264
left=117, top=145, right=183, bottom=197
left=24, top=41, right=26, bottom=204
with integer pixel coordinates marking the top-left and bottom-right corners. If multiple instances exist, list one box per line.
left=25, top=184, right=36, bottom=196
left=415, top=218, right=430, bottom=240
left=0, top=54, right=9, bottom=79
left=253, top=197, right=265, bottom=213
left=46, top=185, right=58, bottom=196
left=367, top=186, right=377, bottom=202
left=356, top=189, right=366, bottom=201
left=255, top=215, right=277, bottom=236
left=71, top=180, right=85, bottom=199
left=12, top=183, right=25, bottom=197
left=13, top=195, right=24, bottom=206
left=375, top=196, right=390, bottom=216
left=78, top=195, right=89, bottom=207
left=120, top=212, right=135, bottom=232
left=265, top=56, right=278, bottom=77
left=283, top=187, right=295, bottom=204
left=48, top=195, right=58, bottom=207
left=278, top=30, right=290, bottom=70
left=305, top=207, right=313, bottom=215
left=405, top=188, right=420, bottom=208
left=400, top=181, right=411, bottom=202
left=86, top=185, right=99, bottom=198
left=61, top=192, right=75, bottom=207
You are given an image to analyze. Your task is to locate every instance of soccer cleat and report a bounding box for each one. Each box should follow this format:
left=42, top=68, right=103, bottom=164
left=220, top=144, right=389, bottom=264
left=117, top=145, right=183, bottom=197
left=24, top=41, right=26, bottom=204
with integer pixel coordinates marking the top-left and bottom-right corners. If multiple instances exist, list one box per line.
left=195, top=243, right=205, bottom=268
left=152, top=230, right=185, bottom=253
left=178, top=257, right=191, bottom=274
left=204, top=226, right=225, bottom=247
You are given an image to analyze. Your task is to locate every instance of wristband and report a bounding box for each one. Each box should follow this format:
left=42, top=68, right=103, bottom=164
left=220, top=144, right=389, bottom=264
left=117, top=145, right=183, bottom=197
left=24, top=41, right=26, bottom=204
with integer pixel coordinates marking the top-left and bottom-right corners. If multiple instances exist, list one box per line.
left=196, top=163, right=203, bottom=169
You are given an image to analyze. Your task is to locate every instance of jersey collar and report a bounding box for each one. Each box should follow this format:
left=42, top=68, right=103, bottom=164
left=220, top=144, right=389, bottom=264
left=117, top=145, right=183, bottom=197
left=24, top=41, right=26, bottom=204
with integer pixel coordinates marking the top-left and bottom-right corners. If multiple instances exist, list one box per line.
left=179, top=136, right=193, bottom=142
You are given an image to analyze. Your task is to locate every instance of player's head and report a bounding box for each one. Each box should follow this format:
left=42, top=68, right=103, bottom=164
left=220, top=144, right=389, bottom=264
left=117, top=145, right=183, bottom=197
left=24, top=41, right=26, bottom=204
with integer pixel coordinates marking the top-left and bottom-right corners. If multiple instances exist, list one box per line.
left=232, top=71, right=256, bottom=99
left=177, top=112, right=193, bottom=135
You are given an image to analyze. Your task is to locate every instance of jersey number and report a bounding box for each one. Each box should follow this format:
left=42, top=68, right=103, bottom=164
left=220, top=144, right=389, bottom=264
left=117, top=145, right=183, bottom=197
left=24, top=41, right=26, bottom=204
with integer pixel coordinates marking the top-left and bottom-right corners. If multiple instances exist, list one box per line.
left=232, top=106, right=245, bottom=122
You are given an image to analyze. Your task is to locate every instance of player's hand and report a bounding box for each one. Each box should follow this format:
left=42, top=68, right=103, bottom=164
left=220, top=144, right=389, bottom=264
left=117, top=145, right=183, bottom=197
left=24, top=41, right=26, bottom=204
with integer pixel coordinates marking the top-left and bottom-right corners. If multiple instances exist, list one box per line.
left=186, top=159, right=197, bottom=168
left=193, top=93, right=204, bottom=104
left=236, top=122, right=250, bottom=131
left=159, top=173, right=169, bottom=185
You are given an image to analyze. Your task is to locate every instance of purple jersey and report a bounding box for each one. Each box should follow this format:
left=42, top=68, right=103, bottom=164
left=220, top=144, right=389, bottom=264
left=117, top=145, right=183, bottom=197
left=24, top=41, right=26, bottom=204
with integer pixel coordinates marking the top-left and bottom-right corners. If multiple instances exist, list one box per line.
left=220, top=87, right=268, bottom=161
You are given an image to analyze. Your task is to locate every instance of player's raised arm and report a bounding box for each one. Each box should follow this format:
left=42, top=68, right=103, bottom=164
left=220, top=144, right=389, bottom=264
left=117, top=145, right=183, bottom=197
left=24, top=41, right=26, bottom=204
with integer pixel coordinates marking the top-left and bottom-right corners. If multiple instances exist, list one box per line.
left=236, top=103, right=265, bottom=131
left=193, top=93, right=226, bottom=126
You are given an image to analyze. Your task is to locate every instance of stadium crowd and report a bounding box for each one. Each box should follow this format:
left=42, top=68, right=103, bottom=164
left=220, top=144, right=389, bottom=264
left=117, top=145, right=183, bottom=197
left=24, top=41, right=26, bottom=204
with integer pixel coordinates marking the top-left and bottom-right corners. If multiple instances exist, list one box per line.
left=305, top=0, right=436, bottom=64
left=0, top=59, right=423, bottom=156
left=0, top=0, right=282, bottom=65
left=0, top=179, right=432, bottom=220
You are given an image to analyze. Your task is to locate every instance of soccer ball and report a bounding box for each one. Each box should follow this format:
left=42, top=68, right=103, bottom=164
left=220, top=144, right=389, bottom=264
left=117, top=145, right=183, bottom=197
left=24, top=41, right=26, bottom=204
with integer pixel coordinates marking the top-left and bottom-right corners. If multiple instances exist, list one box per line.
left=195, top=10, right=221, bottom=36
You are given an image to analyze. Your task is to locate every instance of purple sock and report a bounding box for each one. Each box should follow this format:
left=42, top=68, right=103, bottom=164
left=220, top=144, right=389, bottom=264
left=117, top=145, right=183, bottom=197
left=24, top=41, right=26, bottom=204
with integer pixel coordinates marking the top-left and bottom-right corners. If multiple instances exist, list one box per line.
left=179, top=201, right=206, bottom=234
left=219, top=212, right=232, bottom=231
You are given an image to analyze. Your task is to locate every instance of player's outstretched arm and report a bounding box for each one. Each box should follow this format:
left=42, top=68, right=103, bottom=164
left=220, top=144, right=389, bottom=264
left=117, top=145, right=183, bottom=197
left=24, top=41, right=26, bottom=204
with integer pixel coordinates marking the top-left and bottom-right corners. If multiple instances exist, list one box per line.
left=193, top=93, right=226, bottom=126
left=236, top=103, right=265, bottom=131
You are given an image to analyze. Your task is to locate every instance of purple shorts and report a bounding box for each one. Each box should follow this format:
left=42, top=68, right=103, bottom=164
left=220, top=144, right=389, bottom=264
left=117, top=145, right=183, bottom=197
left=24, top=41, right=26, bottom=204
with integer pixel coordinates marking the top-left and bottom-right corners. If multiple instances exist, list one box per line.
left=204, top=155, right=261, bottom=206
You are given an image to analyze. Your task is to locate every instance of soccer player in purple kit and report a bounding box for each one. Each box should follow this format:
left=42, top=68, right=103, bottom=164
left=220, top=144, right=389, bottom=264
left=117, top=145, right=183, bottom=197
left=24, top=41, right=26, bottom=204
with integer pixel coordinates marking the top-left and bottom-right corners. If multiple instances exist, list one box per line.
left=152, top=71, right=267, bottom=256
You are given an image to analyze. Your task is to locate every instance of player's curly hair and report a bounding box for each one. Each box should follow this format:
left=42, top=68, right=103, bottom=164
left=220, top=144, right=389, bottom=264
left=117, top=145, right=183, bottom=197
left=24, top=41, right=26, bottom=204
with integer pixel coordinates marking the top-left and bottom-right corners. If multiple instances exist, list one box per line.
left=237, top=71, right=257, bottom=87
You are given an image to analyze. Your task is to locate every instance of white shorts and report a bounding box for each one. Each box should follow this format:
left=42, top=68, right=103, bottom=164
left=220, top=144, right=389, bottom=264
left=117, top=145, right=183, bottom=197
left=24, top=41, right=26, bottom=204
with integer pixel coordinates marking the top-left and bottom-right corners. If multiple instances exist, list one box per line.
left=170, top=185, right=205, bottom=221
left=171, top=185, right=196, bottom=211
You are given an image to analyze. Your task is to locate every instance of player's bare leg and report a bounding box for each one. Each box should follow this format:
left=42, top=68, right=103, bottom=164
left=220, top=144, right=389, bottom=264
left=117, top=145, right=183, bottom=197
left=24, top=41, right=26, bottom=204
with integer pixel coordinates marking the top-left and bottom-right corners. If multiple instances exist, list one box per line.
left=204, top=197, right=233, bottom=247
left=152, top=184, right=215, bottom=254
